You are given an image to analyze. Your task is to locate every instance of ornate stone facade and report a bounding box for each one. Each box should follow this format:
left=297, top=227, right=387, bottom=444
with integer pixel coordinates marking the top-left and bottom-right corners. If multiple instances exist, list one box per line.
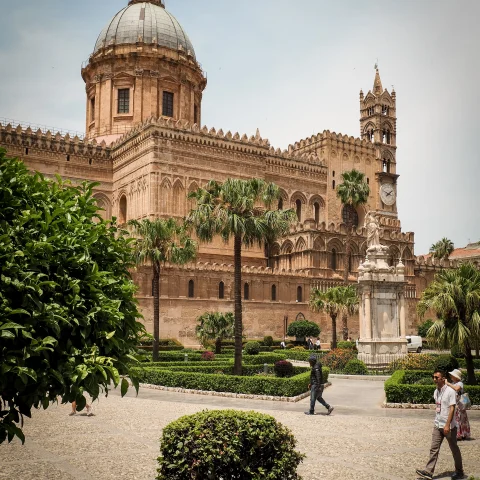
left=2, top=0, right=459, bottom=346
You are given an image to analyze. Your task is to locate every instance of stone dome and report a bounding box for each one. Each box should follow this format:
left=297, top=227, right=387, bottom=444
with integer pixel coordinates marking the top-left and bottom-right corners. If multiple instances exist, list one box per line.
left=94, top=0, right=196, bottom=58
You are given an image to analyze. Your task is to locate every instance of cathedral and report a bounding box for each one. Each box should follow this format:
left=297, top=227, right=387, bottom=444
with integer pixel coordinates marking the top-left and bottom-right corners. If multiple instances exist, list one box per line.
left=0, top=0, right=460, bottom=346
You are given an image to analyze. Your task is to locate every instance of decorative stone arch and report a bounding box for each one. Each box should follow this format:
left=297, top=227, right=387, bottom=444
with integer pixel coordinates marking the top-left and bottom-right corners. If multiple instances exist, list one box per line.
left=93, top=192, right=112, bottom=220
left=342, top=204, right=360, bottom=229
left=313, top=236, right=324, bottom=251
left=309, top=195, right=325, bottom=224
left=295, top=237, right=307, bottom=252
left=277, top=188, right=288, bottom=210
left=388, top=245, right=401, bottom=267
left=291, top=191, right=307, bottom=222
left=327, top=238, right=343, bottom=271
left=160, top=177, right=172, bottom=214
left=172, top=178, right=185, bottom=215
left=118, top=194, right=128, bottom=224
left=363, top=122, right=375, bottom=142
left=187, top=180, right=200, bottom=211
left=270, top=242, right=281, bottom=256
left=281, top=240, right=294, bottom=254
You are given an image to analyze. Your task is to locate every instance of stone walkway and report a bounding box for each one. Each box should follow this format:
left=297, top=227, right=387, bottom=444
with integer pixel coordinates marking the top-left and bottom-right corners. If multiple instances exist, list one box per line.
left=1, top=379, right=479, bottom=479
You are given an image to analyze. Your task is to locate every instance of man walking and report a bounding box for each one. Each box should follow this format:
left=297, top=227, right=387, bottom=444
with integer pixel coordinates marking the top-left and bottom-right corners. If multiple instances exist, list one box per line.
left=416, top=370, right=464, bottom=480
left=305, top=354, right=333, bottom=415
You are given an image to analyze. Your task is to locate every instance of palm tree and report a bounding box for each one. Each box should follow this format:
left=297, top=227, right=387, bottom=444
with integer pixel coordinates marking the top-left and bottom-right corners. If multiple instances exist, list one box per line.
left=195, top=312, right=235, bottom=354
left=339, top=285, right=359, bottom=341
left=336, top=169, right=370, bottom=282
left=187, top=178, right=296, bottom=374
left=418, top=262, right=480, bottom=385
left=129, top=218, right=197, bottom=361
left=310, top=285, right=357, bottom=349
left=429, top=237, right=455, bottom=260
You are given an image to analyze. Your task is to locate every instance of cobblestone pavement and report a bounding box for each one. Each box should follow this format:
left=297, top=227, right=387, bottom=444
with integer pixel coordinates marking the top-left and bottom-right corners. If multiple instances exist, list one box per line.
left=1, top=378, right=479, bottom=480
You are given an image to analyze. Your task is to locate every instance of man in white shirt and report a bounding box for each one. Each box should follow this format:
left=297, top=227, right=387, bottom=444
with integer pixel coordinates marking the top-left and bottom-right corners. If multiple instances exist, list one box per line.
left=416, top=370, right=464, bottom=480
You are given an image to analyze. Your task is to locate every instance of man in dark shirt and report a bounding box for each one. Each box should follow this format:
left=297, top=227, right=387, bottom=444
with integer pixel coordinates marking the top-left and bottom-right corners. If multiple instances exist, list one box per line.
left=305, top=354, right=334, bottom=415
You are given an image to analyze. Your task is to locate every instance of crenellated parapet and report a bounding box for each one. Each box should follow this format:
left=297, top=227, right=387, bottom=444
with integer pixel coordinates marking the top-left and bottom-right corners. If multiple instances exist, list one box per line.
left=289, top=130, right=374, bottom=156
left=0, top=122, right=111, bottom=164
left=414, top=255, right=478, bottom=270
left=110, top=116, right=329, bottom=176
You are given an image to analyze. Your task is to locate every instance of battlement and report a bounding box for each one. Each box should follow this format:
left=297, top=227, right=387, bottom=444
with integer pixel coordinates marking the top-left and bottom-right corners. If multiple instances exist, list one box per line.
left=290, top=130, right=374, bottom=154
left=414, top=255, right=480, bottom=269
left=0, top=122, right=111, bottom=162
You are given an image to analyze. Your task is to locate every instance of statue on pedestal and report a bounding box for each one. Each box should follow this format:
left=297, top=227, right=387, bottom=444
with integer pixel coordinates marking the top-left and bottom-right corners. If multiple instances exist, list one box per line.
left=365, top=211, right=380, bottom=249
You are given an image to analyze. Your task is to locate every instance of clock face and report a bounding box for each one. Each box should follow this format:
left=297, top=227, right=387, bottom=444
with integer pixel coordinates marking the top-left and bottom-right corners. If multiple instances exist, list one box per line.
left=380, top=183, right=396, bottom=206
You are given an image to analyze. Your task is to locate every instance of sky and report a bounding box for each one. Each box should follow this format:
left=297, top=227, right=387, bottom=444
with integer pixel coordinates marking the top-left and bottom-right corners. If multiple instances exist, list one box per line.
left=0, top=0, right=479, bottom=254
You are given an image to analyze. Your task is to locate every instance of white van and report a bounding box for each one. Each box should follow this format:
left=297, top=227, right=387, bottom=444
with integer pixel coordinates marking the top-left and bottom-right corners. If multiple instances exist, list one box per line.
left=406, top=335, right=423, bottom=353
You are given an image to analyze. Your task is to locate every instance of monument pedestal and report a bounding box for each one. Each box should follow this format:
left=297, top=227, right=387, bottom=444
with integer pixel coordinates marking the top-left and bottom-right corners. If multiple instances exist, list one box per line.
left=357, top=244, right=407, bottom=369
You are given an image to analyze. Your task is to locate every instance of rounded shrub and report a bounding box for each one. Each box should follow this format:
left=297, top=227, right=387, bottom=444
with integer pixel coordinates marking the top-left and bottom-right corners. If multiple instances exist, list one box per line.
left=291, top=346, right=307, bottom=351
left=343, top=359, right=368, bottom=375
left=201, top=351, right=215, bottom=361
left=286, top=343, right=295, bottom=349
left=415, top=377, right=434, bottom=385
left=286, top=320, right=321, bottom=338
left=157, top=410, right=304, bottom=479
left=263, top=335, right=274, bottom=347
left=336, top=341, right=357, bottom=350
left=433, top=354, right=459, bottom=374
left=244, top=341, right=261, bottom=355
left=274, top=360, right=294, bottom=378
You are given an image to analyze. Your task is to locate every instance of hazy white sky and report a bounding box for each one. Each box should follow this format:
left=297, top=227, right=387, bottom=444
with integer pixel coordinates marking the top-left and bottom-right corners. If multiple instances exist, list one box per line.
left=0, top=0, right=479, bottom=254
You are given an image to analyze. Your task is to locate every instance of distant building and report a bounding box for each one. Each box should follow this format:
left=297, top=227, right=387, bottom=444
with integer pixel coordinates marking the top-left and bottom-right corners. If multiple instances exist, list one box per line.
left=4, top=0, right=470, bottom=345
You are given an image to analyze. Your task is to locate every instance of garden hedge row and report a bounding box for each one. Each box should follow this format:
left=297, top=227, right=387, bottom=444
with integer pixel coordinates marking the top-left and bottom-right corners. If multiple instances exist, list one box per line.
left=130, top=367, right=329, bottom=397
left=385, top=370, right=480, bottom=404
left=284, top=350, right=328, bottom=362
left=146, top=364, right=309, bottom=376
left=150, top=352, right=288, bottom=363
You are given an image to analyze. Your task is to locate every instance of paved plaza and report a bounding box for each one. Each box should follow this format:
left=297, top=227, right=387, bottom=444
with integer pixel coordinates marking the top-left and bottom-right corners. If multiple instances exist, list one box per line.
left=1, top=378, right=479, bottom=480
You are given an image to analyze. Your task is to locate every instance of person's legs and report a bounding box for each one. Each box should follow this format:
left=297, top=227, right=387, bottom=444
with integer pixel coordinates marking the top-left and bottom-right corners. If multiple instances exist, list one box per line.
left=315, top=385, right=329, bottom=409
left=308, top=387, right=316, bottom=413
left=69, top=401, right=77, bottom=416
left=424, top=427, right=444, bottom=475
left=445, top=427, right=463, bottom=474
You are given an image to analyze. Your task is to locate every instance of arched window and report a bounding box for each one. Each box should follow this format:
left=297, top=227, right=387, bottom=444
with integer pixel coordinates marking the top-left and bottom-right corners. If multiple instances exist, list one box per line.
left=314, top=202, right=320, bottom=224
left=342, top=205, right=359, bottom=228
left=382, top=129, right=391, bottom=144
left=119, top=195, right=127, bottom=224
left=271, top=284, right=277, bottom=301
left=244, top=283, right=249, bottom=300
left=348, top=253, right=352, bottom=273
left=383, top=160, right=387, bottom=172
left=219, top=281, right=225, bottom=299
left=367, top=177, right=370, bottom=185
left=297, top=286, right=303, bottom=303
left=331, top=248, right=337, bottom=271
left=278, top=198, right=283, bottom=210
left=295, top=199, right=302, bottom=222
left=188, top=280, right=194, bottom=298
left=332, top=180, right=336, bottom=190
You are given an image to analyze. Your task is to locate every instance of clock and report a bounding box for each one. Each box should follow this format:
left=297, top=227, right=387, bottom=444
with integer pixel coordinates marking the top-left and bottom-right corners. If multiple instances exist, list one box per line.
left=380, top=183, right=396, bottom=206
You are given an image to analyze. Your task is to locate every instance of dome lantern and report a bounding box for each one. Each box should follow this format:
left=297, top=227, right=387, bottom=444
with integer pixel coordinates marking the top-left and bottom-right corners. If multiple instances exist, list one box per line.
left=128, top=0, right=164, bottom=6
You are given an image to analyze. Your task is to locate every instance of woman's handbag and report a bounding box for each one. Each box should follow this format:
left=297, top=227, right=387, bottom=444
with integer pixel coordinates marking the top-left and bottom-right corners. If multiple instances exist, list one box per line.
left=460, top=392, right=471, bottom=410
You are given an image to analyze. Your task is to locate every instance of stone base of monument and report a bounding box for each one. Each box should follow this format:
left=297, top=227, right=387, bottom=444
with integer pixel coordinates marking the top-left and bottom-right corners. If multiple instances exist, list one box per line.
left=357, top=340, right=408, bottom=369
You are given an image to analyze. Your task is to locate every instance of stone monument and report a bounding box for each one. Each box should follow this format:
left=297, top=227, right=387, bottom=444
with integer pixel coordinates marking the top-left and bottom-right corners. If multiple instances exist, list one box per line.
left=357, top=212, right=407, bottom=368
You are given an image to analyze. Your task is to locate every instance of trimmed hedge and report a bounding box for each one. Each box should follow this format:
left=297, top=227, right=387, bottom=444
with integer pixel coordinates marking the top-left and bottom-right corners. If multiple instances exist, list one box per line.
left=385, top=370, right=480, bottom=404
left=150, top=352, right=288, bottom=363
left=131, top=366, right=329, bottom=397
left=285, top=350, right=328, bottom=362
left=157, top=410, right=304, bottom=479
left=142, top=364, right=309, bottom=376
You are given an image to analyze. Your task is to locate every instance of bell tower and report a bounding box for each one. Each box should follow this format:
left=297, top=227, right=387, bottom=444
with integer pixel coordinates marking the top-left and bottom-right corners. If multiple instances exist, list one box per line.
left=359, top=68, right=398, bottom=218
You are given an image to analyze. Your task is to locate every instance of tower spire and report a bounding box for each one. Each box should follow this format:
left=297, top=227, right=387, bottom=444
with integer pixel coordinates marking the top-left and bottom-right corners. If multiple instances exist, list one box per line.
left=373, top=67, right=383, bottom=95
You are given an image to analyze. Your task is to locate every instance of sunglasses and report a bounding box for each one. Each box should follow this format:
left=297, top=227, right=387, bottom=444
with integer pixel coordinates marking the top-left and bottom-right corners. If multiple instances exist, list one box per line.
left=432, top=375, right=442, bottom=380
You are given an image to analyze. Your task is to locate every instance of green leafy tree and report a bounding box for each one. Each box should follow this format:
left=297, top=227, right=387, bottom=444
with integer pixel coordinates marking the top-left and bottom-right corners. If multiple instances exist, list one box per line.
left=429, top=237, right=455, bottom=260
left=286, top=320, right=320, bottom=339
left=129, top=218, right=197, bottom=362
left=187, top=178, right=296, bottom=374
left=339, top=285, right=359, bottom=340
left=336, top=169, right=370, bottom=281
left=0, top=150, right=144, bottom=444
left=418, top=263, right=480, bottom=384
left=417, top=319, right=434, bottom=338
left=195, top=311, right=234, bottom=354
left=310, top=285, right=358, bottom=349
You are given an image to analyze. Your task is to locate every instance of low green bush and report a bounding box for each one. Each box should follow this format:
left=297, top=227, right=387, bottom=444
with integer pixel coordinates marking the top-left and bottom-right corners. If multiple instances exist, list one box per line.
left=244, top=341, right=261, bottom=355
left=433, top=355, right=459, bottom=374
left=263, top=335, right=274, bottom=347
left=388, top=353, right=436, bottom=372
left=157, top=410, right=304, bottom=480
left=274, top=360, right=294, bottom=378
left=284, top=350, right=328, bottom=362
left=130, top=366, right=329, bottom=397
left=336, top=341, right=357, bottom=350
left=322, top=348, right=357, bottom=371
left=286, top=320, right=321, bottom=338
left=385, top=370, right=480, bottom=404
left=343, top=359, right=368, bottom=375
